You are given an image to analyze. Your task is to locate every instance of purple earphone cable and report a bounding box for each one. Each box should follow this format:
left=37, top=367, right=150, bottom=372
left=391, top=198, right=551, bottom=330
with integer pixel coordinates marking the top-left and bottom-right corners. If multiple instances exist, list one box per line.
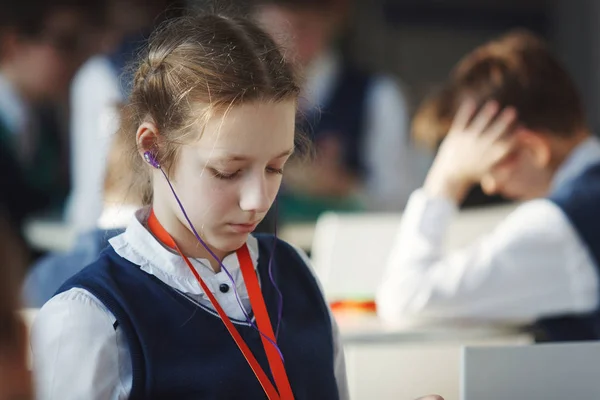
left=267, top=201, right=284, bottom=339
left=147, top=152, right=285, bottom=362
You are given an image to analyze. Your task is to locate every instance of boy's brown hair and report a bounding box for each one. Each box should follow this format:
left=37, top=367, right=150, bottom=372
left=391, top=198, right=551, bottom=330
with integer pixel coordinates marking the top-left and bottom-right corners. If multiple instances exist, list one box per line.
left=413, top=30, right=587, bottom=149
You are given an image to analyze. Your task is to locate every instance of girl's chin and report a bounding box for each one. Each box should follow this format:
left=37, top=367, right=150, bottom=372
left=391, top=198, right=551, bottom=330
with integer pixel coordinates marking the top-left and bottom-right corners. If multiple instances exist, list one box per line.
left=211, top=231, right=251, bottom=253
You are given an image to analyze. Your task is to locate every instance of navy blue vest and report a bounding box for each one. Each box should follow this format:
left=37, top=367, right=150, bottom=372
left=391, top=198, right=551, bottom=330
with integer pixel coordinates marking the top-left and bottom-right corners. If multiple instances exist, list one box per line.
left=536, top=162, right=600, bottom=341
left=57, top=235, right=339, bottom=399
left=300, top=63, right=371, bottom=176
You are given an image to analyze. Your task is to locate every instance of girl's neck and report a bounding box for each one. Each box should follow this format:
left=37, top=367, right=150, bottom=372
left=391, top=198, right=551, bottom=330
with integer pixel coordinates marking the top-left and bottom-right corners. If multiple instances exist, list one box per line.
left=151, top=205, right=227, bottom=272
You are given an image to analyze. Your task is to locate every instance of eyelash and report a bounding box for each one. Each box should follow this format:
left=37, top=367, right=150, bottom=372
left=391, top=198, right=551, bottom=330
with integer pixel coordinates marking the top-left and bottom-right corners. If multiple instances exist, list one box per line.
left=212, top=170, right=239, bottom=180
left=212, top=167, right=284, bottom=180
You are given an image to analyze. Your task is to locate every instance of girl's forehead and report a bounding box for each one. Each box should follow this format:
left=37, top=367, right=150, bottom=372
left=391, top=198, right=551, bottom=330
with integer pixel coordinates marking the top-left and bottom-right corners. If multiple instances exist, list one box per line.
left=193, top=133, right=294, bottom=161
left=192, top=101, right=296, bottom=155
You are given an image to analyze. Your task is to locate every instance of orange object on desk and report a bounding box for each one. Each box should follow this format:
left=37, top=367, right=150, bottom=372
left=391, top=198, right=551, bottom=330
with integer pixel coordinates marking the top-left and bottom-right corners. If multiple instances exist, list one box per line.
left=330, top=300, right=377, bottom=314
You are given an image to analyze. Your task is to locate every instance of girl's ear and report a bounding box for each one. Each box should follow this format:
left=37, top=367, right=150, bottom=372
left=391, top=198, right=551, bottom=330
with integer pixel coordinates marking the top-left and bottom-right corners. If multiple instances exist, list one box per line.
left=136, top=122, right=160, bottom=159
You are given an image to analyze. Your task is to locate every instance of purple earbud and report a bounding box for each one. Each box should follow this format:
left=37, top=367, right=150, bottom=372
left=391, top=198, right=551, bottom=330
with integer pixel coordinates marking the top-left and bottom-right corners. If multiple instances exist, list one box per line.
left=144, top=151, right=161, bottom=169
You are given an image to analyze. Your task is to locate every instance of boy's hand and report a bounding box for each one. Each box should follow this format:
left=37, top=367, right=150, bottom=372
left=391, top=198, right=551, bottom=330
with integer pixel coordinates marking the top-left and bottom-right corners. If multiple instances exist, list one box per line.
left=423, top=99, right=518, bottom=203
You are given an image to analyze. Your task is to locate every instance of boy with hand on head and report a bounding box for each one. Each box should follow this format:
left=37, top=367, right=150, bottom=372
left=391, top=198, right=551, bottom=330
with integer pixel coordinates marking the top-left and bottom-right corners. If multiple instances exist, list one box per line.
left=377, top=31, right=600, bottom=342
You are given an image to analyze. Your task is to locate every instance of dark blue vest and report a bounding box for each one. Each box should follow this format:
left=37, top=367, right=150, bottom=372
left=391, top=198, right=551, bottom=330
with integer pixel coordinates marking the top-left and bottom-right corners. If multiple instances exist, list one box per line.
left=57, top=235, right=340, bottom=399
left=300, top=63, right=371, bottom=176
left=536, top=162, right=600, bottom=342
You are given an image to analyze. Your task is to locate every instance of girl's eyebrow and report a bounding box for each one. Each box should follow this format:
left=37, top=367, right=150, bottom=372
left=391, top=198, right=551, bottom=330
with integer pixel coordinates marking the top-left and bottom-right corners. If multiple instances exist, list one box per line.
left=213, top=148, right=295, bottom=162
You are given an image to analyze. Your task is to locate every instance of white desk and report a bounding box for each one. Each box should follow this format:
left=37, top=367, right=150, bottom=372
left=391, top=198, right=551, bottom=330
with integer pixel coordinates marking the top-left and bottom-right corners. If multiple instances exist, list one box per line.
left=336, top=313, right=526, bottom=345
left=23, top=217, right=76, bottom=252
left=336, top=313, right=531, bottom=400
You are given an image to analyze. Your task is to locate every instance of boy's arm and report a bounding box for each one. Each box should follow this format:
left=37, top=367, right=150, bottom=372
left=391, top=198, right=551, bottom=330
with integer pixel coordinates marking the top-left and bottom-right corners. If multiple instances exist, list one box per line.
left=376, top=191, right=599, bottom=324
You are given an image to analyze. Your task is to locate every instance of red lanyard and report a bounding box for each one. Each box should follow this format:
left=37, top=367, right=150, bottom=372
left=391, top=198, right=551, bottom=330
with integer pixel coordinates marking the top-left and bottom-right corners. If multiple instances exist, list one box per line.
left=147, top=210, right=294, bottom=400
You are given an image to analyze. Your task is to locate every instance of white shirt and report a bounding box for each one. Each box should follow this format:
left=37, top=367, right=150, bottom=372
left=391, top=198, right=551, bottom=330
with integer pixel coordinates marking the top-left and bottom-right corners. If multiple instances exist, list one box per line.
left=377, top=136, right=600, bottom=324
left=65, top=56, right=123, bottom=233
left=96, top=204, right=140, bottom=230
left=0, top=73, right=28, bottom=136
left=31, top=208, right=349, bottom=400
left=302, top=51, right=432, bottom=211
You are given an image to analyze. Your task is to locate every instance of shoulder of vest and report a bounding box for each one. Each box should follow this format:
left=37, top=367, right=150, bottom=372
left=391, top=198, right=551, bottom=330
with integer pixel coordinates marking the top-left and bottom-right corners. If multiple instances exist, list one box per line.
left=56, top=246, right=134, bottom=291
left=253, top=234, right=301, bottom=256
left=549, top=161, right=600, bottom=202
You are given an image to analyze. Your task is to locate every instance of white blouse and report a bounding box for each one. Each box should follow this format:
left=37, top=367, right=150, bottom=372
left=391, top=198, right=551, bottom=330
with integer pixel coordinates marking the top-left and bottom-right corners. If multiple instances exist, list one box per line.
left=31, top=208, right=349, bottom=399
left=377, top=137, right=600, bottom=324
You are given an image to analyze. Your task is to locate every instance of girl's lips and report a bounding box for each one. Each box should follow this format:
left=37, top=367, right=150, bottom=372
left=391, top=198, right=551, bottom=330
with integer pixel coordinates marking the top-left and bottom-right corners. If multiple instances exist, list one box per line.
left=228, top=222, right=259, bottom=233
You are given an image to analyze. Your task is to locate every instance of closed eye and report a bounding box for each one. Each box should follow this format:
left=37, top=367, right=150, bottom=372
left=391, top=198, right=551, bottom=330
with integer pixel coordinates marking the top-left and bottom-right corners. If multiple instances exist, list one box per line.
left=212, top=169, right=240, bottom=180
left=267, top=167, right=284, bottom=175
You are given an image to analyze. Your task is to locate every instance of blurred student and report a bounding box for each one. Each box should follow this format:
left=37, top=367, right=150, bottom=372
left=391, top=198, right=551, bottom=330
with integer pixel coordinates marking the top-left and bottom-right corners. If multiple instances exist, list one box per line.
left=0, top=213, right=33, bottom=399
left=0, top=0, right=107, bottom=235
left=254, top=0, right=428, bottom=222
left=23, top=129, right=142, bottom=307
left=377, top=31, right=600, bottom=342
left=66, top=0, right=185, bottom=233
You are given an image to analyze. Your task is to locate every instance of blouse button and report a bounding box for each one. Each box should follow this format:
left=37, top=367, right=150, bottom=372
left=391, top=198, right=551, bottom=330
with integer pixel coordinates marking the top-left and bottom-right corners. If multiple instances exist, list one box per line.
left=219, top=283, right=230, bottom=293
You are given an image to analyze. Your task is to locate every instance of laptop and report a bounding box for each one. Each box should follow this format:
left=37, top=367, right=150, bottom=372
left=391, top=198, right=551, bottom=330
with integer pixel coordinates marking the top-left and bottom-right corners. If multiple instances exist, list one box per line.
left=461, top=342, right=600, bottom=400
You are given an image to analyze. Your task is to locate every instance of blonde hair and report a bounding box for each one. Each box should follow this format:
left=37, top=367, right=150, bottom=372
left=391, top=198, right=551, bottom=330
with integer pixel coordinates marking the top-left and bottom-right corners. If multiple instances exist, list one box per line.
left=104, top=110, right=145, bottom=206
left=118, top=12, right=301, bottom=204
